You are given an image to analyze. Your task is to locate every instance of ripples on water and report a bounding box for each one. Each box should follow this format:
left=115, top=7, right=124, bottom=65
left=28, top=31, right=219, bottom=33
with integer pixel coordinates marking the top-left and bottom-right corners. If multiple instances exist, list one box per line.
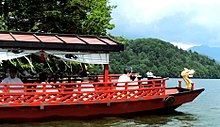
left=0, top=112, right=198, bottom=127
left=0, top=78, right=219, bottom=127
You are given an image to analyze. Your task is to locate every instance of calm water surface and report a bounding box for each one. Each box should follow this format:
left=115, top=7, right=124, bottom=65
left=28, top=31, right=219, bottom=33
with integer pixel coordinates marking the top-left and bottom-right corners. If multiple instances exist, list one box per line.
left=0, top=78, right=218, bottom=127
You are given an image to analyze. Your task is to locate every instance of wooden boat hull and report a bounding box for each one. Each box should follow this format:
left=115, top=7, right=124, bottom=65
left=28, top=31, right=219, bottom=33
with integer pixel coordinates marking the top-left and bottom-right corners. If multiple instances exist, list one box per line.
left=0, top=88, right=204, bottom=121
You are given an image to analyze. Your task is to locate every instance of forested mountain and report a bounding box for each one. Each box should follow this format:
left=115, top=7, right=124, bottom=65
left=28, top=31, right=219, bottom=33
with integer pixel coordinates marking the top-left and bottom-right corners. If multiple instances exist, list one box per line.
left=0, top=1, right=219, bottom=79
left=109, top=38, right=220, bottom=78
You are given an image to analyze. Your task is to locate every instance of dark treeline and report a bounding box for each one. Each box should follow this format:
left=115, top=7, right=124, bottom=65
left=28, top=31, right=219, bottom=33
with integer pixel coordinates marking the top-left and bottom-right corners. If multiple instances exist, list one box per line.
left=0, top=0, right=219, bottom=79
left=1, top=37, right=220, bottom=79
left=109, top=37, right=220, bottom=79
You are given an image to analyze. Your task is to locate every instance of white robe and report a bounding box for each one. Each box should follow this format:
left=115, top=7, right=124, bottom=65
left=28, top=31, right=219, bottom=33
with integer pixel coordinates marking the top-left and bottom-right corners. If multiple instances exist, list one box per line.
left=1, top=76, right=23, bottom=92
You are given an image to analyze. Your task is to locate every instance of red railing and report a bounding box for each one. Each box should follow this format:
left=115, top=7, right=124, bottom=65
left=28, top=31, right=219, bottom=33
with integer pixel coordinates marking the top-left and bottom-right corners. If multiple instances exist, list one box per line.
left=0, top=78, right=168, bottom=107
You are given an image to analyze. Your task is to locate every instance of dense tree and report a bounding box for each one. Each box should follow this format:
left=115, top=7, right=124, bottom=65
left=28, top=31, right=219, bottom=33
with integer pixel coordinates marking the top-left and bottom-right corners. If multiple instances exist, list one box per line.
left=110, top=38, right=220, bottom=78
left=0, top=0, right=115, bottom=35
left=0, top=1, right=220, bottom=79
left=2, top=37, right=220, bottom=79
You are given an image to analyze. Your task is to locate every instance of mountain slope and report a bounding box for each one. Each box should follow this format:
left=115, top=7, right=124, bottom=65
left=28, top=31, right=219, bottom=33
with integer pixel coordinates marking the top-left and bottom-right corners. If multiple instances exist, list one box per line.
left=189, top=45, right=220, bottom=62
left=110, top=38, right=220, bottom=78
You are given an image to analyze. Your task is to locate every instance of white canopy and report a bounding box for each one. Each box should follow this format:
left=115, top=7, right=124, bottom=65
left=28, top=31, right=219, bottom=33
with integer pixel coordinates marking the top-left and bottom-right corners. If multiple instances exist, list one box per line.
left=0, top=49, right=39, bottom=61
left=0, top=49, right=109, bottom=64
left=45, top=51, right=109, bottom=64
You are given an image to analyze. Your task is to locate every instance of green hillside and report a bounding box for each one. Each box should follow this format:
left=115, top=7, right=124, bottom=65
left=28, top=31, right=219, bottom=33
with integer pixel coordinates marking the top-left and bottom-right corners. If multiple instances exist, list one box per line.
left=109, top=38, right=220, bottom=78
left=1, top=37, right=219, bottom=79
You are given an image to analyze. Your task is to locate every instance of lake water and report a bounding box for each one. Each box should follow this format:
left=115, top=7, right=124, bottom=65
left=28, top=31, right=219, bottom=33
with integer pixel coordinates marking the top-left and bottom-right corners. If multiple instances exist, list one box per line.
left=0, top=78, right=218, bottom=127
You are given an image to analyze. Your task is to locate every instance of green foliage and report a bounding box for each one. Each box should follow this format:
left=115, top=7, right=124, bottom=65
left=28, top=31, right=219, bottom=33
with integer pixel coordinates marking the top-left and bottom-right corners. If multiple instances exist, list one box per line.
left=110, top=38, right=220, bottom=78
left=2, top=37, right=220, bottom=79
left=87, top=64, right=103, bottom=75
left=0, top=0, right=115, bottom=35
left=0, top=1, right=219, bottom=79
left=108, top=34, right=129, bottom=44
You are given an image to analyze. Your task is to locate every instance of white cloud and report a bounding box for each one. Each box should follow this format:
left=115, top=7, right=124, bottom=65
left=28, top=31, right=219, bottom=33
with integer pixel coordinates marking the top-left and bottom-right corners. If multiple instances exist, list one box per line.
left=109, top=0, right=220, bottom=47
left=110, top=0, right=220, bottom=29
left=170, top=42, right=199, bottom=50
left=124, top=0, right=183, bottom=24
left=188, top=1, right=220, bottom=30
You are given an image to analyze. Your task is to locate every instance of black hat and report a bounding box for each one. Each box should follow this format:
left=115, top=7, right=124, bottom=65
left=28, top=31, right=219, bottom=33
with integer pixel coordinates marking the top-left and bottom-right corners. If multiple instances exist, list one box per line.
left=124, top=66, right=132, bottom=74
left=9, top=67, right=18, bottom=73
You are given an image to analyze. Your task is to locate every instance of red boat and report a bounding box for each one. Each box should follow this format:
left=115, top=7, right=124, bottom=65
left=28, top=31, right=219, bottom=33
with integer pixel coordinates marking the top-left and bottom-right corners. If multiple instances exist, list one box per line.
left=0, top=32, right=204, bottom=121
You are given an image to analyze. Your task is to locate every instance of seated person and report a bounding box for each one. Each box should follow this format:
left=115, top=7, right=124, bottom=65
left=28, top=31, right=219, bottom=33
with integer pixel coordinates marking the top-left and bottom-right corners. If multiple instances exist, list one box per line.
left=117, top=67, right=141, bottom=90
left=1, top=67, right=23, bottom=84
left=1, top=67, right=23, bottom=92
left=39, top=72, right=48, bottom=83
left=117, top=67, right=132, bottom=85
left=79, top=69, right=89, bottom=82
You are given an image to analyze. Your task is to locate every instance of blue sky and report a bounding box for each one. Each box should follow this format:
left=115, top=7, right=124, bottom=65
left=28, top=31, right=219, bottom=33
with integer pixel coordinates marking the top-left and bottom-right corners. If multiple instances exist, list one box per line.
left=108, top=0, right=220, bottom=49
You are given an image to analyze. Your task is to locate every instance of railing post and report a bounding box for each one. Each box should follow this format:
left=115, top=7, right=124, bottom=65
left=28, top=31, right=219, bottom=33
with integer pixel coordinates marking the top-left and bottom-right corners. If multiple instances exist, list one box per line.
left=78, top=83, right=81, bottom=92
left=191, top=82, right=194, bottom=90
left=4, top=84, right=7, bottom=92
left=139, top=81, right=142, bottom=88
left=24, top=85, right=27, bottom=93
left=43, top=84, right=46, bottom=93
left=94, top=83, right=98, bottom=91
left=61, top=85, right=64, bottom=93
left=162, top=80, right=166, bottom=95
left=110, top=82, right=113, bottom=90
left=178, top=80, right=182, bottom=88
left=162, top=80, right=165, bottom=87
left=125, top=82, right=128, bottom=90
left=109, top=76, right=112, bottom=82
left=152, top=81, right=155, bottom=88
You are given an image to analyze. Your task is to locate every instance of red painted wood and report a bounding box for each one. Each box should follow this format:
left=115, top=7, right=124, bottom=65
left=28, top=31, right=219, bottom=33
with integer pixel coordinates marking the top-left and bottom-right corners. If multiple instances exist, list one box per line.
left=103, top=64, right=109, bottom=83
left=0, top=88, right=204, bottom=120
left=0, top=76, right=204, bottom=120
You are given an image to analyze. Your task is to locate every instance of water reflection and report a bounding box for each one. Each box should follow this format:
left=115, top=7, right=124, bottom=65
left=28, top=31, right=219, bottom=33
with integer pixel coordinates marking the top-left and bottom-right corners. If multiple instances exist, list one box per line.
left=115, top=111, right=198, bottom=127
left=0, top=111, right=198, bottom=127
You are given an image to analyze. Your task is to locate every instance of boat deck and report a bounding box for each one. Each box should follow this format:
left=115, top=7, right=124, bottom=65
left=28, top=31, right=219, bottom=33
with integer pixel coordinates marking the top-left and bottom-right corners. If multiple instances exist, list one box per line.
left=0, top=78, right=173, bottom=107
left=0, top=77, right=205, bottom=120
left=165, top=88, right=179, bottom=95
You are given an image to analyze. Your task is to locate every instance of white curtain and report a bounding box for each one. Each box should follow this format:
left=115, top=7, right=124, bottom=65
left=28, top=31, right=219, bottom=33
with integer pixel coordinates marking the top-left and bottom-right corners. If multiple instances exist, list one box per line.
left=0, top=49, right=109, bottom=64
left=45, top=51, right=109, bottom=64
left=0, top=49, right=39, bottom=61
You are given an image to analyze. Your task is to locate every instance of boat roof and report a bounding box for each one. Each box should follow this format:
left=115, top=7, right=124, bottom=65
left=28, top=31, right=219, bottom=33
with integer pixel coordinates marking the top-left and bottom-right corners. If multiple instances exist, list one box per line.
left=0, top=31, right=124, bottom=52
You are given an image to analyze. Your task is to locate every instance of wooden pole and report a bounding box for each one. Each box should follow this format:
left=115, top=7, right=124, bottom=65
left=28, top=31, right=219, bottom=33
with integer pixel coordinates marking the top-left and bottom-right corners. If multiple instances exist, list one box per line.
left=103, top=64, right=109, bottom=83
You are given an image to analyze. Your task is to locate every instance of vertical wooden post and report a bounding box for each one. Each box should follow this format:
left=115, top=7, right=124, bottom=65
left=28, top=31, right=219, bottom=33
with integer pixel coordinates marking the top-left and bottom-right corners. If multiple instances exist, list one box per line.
left=81, top=63, right=86, bottom=72
left=162, top=80, right=166, bottom=95
left=78, top=83, right=82, bottom=92
left=4, top=84, right=7, bottom=92
left=103, top=64, right=109, bottom=83
left=139, top=82, right=142, bottom=88
left=191, top=83, right=194, bottom=90
left=125, top=82, right=128, bottom=90
left=61, top=85, right=64, bottom=93
left=41, top=50, right=44, bottom=62
left=24, top=85, right=27, bottom=93
left=178, top=80, right=182, bottom=88
left=43, top=84, right=46, bottom=93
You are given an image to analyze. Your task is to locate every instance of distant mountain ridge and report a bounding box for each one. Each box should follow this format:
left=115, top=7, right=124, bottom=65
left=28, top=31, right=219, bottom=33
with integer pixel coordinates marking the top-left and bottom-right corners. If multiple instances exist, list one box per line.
left=189, top=45, right=220, bottom=62
left=110, top=38, right=220, bottom=78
